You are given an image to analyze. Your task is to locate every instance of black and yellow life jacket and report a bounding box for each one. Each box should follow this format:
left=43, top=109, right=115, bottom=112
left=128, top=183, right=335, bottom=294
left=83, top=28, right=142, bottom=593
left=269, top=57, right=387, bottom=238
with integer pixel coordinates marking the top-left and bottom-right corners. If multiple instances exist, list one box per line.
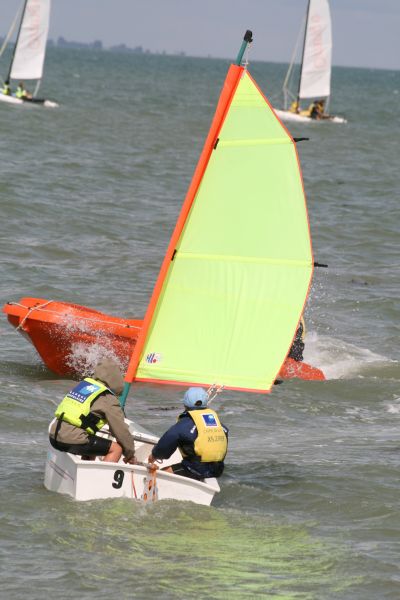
left=54, top=377, right=111, bottom=435
left=181, top=408, right=227, bottom=463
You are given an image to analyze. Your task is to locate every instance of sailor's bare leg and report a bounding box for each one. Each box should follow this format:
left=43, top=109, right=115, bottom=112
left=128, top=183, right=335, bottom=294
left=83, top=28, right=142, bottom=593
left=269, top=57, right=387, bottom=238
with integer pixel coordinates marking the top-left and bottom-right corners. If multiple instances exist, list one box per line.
left=103, top=441, right=123, bottom=462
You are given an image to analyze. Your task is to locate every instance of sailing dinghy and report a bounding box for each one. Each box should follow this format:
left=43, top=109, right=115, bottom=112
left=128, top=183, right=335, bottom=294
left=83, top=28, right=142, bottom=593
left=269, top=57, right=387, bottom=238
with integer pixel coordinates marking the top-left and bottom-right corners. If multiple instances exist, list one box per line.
left=44, top=30, right=321, bottom=505
left=274, top=0, right=345, bottom=124
left=0, top=0, right=57, bottom=108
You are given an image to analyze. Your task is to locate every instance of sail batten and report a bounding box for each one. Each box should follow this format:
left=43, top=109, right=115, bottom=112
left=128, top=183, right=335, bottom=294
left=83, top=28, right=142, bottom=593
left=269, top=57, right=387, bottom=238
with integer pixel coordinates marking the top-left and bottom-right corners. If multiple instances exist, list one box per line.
left=175, top=253, right=311, bottom=268
left=9, top=0, right=50, bottom=81
left=218, top=138, right=292, bottom=148
left=125, top=65, right=313, bottom=394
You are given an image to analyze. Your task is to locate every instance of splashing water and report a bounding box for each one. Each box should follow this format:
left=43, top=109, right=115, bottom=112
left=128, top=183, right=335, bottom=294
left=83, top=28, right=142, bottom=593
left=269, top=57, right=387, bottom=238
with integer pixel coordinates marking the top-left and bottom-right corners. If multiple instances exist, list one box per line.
left=65, top=341, right=128, bottom=378
left=304, top=331, right=392, bottom=380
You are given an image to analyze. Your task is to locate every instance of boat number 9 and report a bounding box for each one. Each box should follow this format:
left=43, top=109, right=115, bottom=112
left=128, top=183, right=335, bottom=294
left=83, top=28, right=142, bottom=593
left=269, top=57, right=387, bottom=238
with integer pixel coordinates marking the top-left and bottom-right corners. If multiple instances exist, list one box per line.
left=112, top=469, right=125, bottom=489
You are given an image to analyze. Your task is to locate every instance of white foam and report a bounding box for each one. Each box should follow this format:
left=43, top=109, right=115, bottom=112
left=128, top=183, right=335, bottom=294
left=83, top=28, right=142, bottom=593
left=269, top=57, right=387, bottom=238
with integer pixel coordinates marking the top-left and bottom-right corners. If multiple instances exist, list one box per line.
left=66, top=341, right=128, bottom=377
left=303, top=331, right=391, bottom=380
left=385, top=401, right=400, bottom=414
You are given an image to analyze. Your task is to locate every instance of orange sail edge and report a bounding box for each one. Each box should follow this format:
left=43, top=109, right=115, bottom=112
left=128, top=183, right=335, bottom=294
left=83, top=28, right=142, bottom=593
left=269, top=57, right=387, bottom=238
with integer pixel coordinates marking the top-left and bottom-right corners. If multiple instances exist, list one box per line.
left=134, top=376, right=273, bottom=394
left=124, top=63, right=245, bottom=385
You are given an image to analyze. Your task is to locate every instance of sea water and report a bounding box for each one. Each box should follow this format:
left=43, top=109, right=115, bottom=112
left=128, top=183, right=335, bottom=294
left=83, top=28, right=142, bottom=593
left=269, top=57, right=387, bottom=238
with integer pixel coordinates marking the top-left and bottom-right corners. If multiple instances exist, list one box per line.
left=0, top=48, right=399, bottom=599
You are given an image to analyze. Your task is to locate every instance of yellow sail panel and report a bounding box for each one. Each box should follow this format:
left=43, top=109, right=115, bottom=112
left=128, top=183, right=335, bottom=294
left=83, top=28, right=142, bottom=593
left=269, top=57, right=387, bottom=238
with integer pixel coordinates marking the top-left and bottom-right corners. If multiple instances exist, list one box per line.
left=136, top=70, right=313, bottom=392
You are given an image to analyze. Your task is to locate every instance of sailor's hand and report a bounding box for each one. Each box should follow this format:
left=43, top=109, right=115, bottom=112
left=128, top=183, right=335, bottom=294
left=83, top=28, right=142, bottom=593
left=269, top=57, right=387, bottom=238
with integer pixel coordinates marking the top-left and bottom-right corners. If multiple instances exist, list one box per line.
left=123, top=456, right=138, bottom=465
left=148, top=453, right=156, bottom=464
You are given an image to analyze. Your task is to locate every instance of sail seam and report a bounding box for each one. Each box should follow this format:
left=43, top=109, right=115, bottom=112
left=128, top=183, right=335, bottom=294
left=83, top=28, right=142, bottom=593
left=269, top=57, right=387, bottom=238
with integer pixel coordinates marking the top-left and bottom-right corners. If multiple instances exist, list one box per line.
left=175, top=253, right=311, bottom=267
left=218, top=138, right=291, bottom=147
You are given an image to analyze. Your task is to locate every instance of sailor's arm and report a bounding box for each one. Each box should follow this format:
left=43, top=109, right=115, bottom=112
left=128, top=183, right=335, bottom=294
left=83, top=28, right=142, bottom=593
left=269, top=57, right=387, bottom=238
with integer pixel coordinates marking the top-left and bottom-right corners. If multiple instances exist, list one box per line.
left=93, top=395, right=136, bottom=460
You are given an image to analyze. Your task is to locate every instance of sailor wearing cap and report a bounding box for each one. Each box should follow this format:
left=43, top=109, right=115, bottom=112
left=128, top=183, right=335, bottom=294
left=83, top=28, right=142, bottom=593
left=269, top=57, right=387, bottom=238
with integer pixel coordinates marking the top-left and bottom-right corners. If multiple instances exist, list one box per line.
left=148, top=387, right=228, bottom=480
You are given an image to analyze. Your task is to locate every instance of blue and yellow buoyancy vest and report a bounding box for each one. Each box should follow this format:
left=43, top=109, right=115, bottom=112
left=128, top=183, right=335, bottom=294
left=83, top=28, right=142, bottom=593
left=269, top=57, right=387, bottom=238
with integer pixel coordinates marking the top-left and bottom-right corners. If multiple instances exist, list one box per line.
left=54, top=377, right=111, bottom=435
left=182, top=408, right=227, bottom=463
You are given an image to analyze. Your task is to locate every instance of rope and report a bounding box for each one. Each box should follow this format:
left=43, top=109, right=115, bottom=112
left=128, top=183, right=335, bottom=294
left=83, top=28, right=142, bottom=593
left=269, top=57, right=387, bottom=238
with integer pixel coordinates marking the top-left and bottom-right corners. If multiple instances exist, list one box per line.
left=207, top=384, right=224, bottom=405
left=131, top=471, right=137, bottom=499
left=15, top=300, right=54, bottom=331
left=141, top=464, right=158, bottom=503
left=8, top=301, right=141, bottom=331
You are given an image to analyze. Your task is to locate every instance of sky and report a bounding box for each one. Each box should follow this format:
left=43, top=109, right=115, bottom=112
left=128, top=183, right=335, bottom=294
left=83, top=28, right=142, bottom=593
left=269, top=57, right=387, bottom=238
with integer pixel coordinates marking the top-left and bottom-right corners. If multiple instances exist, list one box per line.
left=1, top=0, right=400, bottom=70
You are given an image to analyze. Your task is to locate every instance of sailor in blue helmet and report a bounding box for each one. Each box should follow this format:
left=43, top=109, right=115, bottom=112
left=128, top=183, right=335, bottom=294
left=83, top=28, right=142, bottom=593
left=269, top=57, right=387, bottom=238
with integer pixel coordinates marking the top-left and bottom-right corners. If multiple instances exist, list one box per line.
left=148, top=387, right=228, bottom=480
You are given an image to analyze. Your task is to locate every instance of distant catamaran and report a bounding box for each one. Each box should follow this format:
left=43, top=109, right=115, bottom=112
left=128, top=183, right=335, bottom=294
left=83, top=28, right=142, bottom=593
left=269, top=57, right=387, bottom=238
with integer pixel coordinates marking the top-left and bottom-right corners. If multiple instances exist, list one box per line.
left=274, top=0, right=345, bottom=124
left=0, top=0, right=57, bottom=107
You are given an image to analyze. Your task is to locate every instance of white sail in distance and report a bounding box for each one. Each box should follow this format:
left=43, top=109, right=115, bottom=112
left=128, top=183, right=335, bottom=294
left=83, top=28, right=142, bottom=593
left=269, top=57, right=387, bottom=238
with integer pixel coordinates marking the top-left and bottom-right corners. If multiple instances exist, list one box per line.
left=298, top=0, right=332, bottom=100
left=10, top=0, right=51, bottom=81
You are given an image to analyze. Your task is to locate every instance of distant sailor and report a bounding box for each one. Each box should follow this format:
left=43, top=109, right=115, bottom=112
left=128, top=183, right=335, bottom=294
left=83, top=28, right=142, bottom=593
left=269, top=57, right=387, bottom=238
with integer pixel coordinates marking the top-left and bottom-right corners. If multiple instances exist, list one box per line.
left=49, top=358, right=136, bottom=464
left=310, top=99, right=326, bottom=120
left=148, top=387, right=228, bottom=480
left=289, top=100, right=299, bottom=114
left=288, top=316, right=306, bottom=362
left=15, top=81, right=32, bottom=100
left=2, top=80, right=11, bottom=96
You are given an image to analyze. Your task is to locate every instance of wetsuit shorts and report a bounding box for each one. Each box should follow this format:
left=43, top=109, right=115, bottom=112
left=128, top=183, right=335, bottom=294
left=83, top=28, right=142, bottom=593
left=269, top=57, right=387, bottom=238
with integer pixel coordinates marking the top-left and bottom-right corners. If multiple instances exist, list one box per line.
left=170, top=463, right=204, bottom=481
left=49, top=434, right=112, bottom=456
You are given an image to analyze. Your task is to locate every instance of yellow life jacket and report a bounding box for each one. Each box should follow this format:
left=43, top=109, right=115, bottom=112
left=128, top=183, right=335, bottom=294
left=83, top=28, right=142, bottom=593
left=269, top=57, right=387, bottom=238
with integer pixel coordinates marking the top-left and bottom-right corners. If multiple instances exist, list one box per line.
left=54, top=377, right=110, bottom=434
left=299, top=103, right=314, bottom=117
left=186, top=408, right=227, bottom=462
left=2, top=85, right=10, bottom=96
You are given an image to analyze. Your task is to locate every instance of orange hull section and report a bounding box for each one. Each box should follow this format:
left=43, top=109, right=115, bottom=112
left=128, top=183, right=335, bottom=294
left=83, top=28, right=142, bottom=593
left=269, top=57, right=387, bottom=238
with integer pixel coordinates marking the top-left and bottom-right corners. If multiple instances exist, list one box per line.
left=3, top=297, right=141, bottom=376
left=3, top=297, right=325, bottom=381
left=278, top=357, right=325, bottom=381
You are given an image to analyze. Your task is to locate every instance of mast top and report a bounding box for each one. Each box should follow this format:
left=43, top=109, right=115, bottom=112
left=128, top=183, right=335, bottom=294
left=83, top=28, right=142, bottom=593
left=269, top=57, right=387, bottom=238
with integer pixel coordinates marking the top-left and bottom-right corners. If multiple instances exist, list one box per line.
left=235, top=30, right=253, bottom=66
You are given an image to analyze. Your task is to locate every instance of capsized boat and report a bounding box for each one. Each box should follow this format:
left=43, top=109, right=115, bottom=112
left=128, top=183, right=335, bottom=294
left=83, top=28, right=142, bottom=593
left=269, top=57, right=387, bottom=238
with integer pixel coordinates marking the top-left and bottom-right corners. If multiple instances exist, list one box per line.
left=274, top=0, right=346, bottom=124
left=3, top=297, right=142, bottom=376
left=3, top=297, right=325, bottom=381
left=0, top=0, right=58, bottom=108
left=39, top=29, right=321, bottom=504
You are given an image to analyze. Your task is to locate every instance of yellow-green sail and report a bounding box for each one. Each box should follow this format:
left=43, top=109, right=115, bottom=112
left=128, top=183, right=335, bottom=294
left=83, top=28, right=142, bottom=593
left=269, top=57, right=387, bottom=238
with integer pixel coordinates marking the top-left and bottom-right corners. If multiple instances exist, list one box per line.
left=131, top=67, right=313, bottom=393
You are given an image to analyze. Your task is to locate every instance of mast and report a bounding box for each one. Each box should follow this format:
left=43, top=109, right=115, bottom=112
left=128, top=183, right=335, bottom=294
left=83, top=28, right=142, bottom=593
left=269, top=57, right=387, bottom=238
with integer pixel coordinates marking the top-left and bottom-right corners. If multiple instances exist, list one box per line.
left=296, top=0, right=311, bottom=105
left=6, top=0, right=28, bottom=83
left=235, top=30, right=253, bottom=66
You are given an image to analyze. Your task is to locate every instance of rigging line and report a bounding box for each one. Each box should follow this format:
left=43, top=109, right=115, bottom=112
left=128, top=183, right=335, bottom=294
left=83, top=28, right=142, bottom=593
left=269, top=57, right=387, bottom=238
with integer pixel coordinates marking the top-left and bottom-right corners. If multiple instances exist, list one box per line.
left=7, top=0, right=28, bottom=83
left=207, top=384, right=224, bottom=405
left=15, top=299, right=54, bottom=331
left=282, top=14, right=305, bottom=109
left=33, top=79, right=41, bottom=98
left=0, top=5, right=21, bottom=64
left=9, top=302, right=141, bottom=331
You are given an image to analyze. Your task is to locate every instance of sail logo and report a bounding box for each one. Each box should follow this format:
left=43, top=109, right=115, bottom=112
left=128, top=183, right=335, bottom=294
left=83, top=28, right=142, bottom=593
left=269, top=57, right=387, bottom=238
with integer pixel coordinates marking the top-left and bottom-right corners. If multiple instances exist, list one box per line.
left=145, top=352, right=162, bottom=364
left=202, top=414, right=218, bottom=427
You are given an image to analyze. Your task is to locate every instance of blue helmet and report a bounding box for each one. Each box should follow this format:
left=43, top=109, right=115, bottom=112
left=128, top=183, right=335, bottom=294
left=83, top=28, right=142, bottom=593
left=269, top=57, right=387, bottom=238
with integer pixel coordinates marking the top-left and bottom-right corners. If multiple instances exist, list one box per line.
left=182, top=387, right=208, bottom=409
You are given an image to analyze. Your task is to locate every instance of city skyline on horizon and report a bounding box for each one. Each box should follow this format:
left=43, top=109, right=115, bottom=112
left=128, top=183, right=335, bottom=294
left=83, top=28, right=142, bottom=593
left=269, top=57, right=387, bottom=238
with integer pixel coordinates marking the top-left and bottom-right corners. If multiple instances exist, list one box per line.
left=1, top=0, right=399, bottom=71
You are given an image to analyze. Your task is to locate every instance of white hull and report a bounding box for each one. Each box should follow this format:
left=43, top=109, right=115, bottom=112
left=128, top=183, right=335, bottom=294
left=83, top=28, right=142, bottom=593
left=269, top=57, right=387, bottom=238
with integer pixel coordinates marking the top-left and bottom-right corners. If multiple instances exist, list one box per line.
left=44, top=419, right=220, bottom=505
left=274, top=108, right=346, bottom=124
left=0, top=94, right=58, bottom=108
